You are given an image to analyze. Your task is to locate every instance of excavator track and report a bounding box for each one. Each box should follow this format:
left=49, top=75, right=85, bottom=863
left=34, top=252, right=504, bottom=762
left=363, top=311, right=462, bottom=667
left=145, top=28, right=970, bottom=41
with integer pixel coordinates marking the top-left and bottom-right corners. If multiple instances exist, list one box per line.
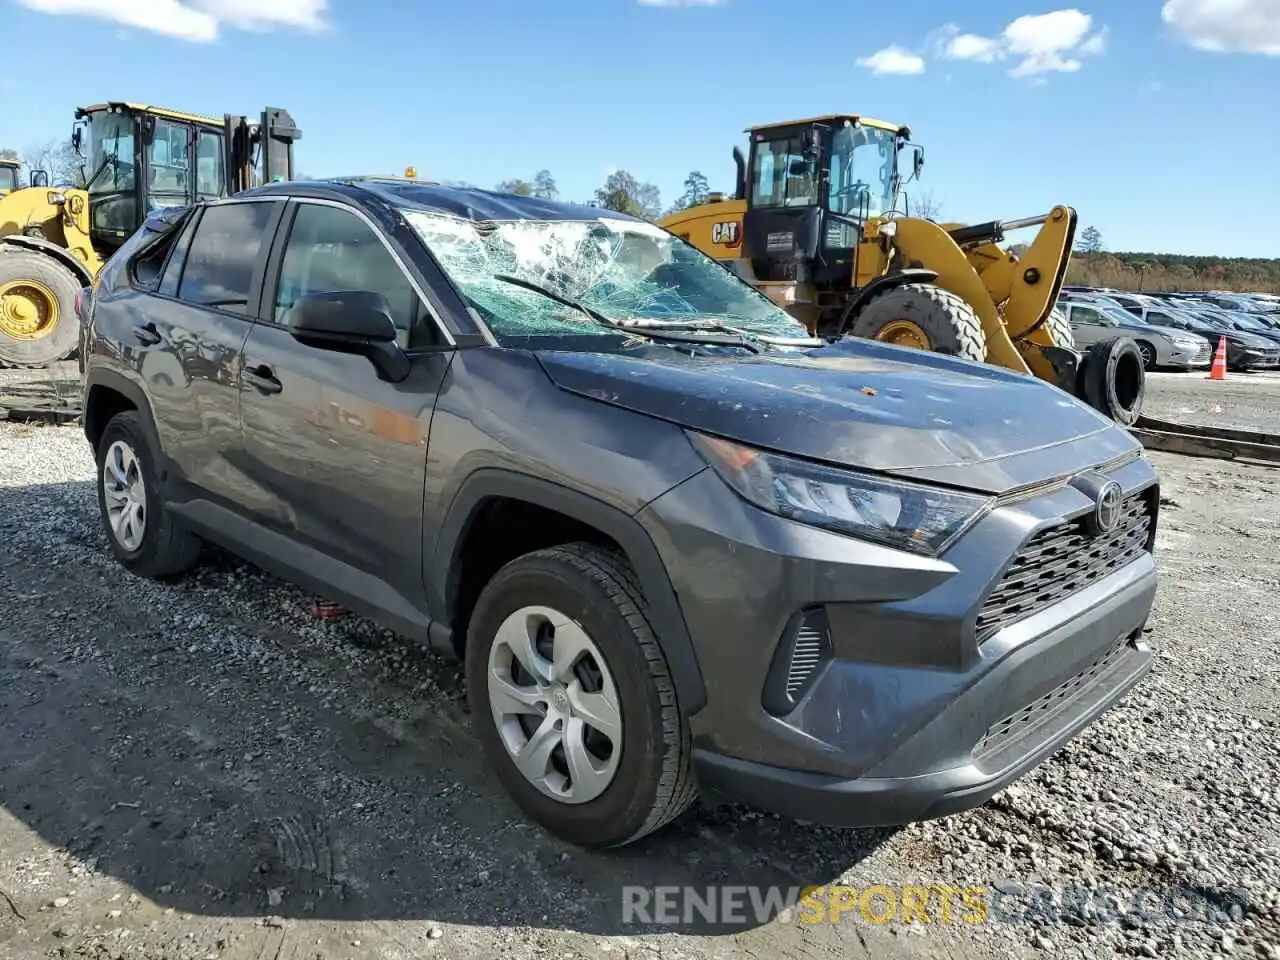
left=1129, top=415, right=1280, bottom=467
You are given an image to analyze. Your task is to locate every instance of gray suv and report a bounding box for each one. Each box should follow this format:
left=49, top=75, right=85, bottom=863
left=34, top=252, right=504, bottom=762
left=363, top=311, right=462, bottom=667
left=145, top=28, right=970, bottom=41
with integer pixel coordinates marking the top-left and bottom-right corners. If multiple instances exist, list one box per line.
left=78, top=178, right=1161, bottom=848
left=1059, top=298, right=1212, bottom=370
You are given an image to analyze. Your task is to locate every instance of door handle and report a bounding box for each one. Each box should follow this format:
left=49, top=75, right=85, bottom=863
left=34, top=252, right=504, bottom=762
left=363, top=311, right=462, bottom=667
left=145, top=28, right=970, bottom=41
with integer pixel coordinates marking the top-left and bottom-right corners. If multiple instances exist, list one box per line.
left=244, top=365, right=282, bottom=395
left=132, top=322, right=161, bottom=346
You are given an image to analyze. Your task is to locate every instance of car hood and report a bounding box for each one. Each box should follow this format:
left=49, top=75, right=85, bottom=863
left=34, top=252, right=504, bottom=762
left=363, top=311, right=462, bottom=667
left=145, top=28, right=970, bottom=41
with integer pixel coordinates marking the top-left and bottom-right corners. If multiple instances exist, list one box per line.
left=1194, top=326, right=1276, bottom=348
left=535, top=339, right=1140, bottom=496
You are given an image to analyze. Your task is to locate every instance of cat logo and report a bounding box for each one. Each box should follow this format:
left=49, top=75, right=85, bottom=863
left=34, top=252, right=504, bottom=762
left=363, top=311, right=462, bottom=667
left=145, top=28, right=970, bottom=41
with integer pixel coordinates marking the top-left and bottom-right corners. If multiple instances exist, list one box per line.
left=711, top=221, right=741, bottom=248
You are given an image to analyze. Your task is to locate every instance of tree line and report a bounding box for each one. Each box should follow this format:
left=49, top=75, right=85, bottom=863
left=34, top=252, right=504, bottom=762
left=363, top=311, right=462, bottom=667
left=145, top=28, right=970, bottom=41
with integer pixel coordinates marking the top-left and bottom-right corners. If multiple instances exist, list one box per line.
left=1069, top=225, right=1280, bottom=294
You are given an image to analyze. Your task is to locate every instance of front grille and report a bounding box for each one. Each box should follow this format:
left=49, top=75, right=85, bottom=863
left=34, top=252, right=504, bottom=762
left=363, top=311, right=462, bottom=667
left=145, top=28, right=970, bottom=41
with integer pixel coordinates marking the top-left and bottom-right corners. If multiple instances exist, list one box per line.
left=975, top=489, right=1154, bottom=643
left=973, top=634, right=1131, bottom=760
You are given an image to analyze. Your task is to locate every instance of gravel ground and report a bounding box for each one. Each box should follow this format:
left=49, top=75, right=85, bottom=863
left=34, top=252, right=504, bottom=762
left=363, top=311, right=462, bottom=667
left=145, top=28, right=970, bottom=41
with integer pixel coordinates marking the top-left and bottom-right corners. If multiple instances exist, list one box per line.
left=1141, top=369, right=1280, bottom=434
left=0, top=373, right=1278, bottom=960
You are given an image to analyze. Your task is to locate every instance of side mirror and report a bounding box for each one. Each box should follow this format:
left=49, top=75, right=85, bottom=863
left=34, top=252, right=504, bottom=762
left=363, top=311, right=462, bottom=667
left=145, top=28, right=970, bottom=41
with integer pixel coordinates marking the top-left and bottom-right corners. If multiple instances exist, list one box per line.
left=30, top=170, right=50, bottom=188
left=283, top=291, right=410, bottom=382
left=913, top=147, right=924, bottom=180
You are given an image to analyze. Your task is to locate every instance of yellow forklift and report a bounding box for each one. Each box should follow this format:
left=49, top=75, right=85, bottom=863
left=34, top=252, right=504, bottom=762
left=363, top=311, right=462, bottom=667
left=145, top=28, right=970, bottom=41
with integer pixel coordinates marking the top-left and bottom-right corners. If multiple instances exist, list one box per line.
left=660, top=114, right=1144, bottom=424
left=0, top=159, right=20, bottom=195
left=0, top=102, right=300, bottom=367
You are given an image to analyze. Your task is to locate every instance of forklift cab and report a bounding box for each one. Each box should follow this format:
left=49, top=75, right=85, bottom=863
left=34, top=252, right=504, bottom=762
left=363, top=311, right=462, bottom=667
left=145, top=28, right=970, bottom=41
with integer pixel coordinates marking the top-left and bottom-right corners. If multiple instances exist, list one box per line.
left=0, top=160, right=18, bottom=195
left=71, top=101, right=299, bottom=256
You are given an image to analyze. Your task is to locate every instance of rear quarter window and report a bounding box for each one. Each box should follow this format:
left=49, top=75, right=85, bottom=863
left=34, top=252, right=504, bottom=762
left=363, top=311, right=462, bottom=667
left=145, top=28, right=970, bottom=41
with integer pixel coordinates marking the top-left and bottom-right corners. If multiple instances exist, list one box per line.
left=98, top=205, right=194, bottom=295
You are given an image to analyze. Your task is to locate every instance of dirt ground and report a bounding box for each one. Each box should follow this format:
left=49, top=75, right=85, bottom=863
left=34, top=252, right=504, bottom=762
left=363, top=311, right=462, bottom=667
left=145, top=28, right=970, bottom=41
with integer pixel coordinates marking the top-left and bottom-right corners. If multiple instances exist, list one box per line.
left=1, top=370, right=1278, bottom=960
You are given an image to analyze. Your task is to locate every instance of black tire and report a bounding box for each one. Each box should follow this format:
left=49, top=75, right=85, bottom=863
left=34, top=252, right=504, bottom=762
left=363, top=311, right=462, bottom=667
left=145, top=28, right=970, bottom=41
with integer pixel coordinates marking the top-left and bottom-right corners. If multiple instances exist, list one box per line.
left=94, top=410, right=203, bottom=579
left=847, top=282, right=986, bottom=362
left=1080, top=336, right=1145, bottom=426
left=1135, top=340, right=1157, bottom=370
left=1045, top=307, right=1075, bottom=350
left=0, top=248, right=83, bottom=367
left=464, top=543, right=696, bottom=848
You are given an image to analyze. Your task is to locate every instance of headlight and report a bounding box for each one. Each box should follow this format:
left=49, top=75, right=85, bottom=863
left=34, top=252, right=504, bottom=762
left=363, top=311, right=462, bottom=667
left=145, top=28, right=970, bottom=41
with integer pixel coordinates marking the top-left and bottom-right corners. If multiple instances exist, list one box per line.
left=686, top=431, right=993, bottom=556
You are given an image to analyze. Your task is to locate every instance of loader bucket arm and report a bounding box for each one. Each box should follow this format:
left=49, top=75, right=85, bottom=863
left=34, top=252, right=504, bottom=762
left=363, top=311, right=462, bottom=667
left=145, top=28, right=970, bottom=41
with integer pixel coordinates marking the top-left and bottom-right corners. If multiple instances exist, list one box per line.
left=955, top=206, right=1078, bottom=382
left=888, top=218, right=1031, bottom=375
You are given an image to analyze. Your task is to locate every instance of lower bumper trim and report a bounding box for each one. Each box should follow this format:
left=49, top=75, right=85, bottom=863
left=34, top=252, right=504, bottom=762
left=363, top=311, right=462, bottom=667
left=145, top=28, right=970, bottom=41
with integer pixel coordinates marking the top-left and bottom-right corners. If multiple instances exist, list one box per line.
left=692, top=634, right=1152, bottom=828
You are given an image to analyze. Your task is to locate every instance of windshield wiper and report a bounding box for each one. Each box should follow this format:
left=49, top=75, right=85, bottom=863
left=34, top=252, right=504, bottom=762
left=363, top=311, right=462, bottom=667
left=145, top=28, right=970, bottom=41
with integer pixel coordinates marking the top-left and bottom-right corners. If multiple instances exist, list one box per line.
left=612, top=315, right=823, bottom=347
left=491, top=274, right=764, bottom=353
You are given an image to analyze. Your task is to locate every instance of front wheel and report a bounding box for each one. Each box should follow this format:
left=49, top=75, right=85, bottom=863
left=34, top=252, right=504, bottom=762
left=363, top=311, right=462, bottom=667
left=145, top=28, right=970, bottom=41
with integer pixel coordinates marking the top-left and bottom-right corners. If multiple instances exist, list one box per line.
left=846, top=282, right=987, bottom=363
left=0, top=248, right=83, bottom=367
left=464, top=543, right=696, bottom=848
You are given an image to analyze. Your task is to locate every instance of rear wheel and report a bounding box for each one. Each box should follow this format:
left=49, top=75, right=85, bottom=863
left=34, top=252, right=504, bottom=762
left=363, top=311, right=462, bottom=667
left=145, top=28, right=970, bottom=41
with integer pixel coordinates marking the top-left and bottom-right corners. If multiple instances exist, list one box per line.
left=0, top=248, right=82, bottom=367
left=847, top=282, right=986, bottom=363
left=95, top=411, right=203, bottom=579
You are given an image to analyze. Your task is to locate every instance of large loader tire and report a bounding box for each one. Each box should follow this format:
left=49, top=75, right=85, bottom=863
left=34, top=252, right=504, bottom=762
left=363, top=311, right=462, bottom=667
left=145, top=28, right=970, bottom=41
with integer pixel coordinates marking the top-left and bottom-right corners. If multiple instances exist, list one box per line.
left=0, top=249, right=82, bottom=367
left=848, top=282, right=986, bottom=363
left=1079, top=336, right=1145, bottom=426
left=1045, top=307, right=1075, bottom=350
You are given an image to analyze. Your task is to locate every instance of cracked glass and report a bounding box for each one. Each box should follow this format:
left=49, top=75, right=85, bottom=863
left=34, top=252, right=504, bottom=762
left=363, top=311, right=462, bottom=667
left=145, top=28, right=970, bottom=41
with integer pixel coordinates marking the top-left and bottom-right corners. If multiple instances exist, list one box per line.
left=405, top=211, right=812, bottom=346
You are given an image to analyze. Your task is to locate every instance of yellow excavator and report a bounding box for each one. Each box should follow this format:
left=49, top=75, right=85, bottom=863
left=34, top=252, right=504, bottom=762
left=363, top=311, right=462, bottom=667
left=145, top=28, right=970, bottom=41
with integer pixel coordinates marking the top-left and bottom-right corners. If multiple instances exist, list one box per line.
left=0, top=102, right=300, bottom=367
left=660, top=114, right=1144, bottom=424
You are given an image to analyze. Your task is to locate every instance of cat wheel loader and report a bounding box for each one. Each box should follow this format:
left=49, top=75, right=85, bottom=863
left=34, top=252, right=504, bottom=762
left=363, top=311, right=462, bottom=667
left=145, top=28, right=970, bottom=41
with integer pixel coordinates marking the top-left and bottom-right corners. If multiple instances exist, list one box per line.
left=0, top=102, right=300, bottom=368
left=659, top=114, right=1145, bottom=425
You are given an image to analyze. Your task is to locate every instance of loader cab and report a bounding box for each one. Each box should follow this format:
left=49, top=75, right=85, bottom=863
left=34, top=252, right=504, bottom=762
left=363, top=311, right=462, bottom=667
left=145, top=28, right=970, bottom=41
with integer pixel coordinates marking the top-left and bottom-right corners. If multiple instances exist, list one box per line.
left=743, top=115, right=919, bottom=288
left=73, top=102, right=229, bottom=256
left=0, top=161, right=18, bottom=195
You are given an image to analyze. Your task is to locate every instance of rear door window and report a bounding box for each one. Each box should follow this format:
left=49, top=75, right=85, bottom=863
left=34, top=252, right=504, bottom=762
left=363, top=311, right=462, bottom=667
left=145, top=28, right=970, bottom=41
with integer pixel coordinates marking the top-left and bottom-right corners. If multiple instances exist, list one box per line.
left=176, top=201, right=280, bottom=315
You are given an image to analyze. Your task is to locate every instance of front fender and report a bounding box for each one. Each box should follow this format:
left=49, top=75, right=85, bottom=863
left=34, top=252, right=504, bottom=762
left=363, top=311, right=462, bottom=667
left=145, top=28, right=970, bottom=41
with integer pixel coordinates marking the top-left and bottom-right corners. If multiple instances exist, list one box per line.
left=432, top=467, right=707, bottom=714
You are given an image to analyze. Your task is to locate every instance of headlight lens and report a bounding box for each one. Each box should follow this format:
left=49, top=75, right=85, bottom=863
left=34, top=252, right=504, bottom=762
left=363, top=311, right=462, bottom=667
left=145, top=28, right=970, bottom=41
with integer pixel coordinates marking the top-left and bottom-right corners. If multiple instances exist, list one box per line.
left=686, top=431, right=993, bottom=556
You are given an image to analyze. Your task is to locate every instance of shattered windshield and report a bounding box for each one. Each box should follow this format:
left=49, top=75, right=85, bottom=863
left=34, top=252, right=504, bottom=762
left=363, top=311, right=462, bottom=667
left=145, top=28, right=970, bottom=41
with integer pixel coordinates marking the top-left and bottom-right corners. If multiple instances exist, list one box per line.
left=405, top=211, right=812, bottom=346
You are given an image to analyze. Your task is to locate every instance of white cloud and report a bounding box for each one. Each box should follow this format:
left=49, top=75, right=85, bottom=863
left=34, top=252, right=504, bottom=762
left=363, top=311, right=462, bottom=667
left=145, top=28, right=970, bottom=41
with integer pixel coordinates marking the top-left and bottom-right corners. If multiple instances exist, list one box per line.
left=941, top=30, right=1003, bottom=62
left=1162, top=0, right=1280, bottom=55
left=857, top=45, right=926, bottom=76
left=934, top=9, right=1106, bottom=78
left=15, top=0, right=327, bottom=42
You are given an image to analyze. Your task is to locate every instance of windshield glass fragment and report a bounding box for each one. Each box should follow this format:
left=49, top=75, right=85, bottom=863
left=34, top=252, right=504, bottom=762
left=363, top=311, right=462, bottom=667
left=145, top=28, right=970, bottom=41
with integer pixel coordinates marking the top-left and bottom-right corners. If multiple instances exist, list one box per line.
left=405, top=211, right=812, bottom=344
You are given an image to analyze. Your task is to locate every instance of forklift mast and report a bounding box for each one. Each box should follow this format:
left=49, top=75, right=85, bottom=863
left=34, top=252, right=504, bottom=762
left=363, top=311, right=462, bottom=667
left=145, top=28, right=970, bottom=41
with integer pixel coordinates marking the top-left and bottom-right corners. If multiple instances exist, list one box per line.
left=224, top=108, right=301, bottom=193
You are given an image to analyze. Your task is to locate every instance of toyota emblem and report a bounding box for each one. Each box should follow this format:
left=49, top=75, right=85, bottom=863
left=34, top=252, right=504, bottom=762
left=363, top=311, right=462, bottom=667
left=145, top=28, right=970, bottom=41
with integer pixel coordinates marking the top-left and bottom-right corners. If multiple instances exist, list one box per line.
left=1094, top=481, right=1124, bottom=534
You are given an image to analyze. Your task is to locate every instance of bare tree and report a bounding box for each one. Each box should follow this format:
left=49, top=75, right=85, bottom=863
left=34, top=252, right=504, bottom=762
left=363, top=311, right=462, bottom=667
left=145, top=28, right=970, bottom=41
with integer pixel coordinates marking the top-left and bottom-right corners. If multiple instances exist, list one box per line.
left=911, top=189, right=943, bottom=220
left=21, top=138, right=84, bottom=187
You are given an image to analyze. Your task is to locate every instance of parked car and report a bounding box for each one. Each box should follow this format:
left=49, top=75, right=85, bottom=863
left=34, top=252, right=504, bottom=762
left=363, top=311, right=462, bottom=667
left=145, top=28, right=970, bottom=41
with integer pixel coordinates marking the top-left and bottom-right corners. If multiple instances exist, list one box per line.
left=1133, top=303, right=1280, bottom=371
left=78, top=179, right=1162, bottom=848
left=1057, top=299, right=1211, bottom=370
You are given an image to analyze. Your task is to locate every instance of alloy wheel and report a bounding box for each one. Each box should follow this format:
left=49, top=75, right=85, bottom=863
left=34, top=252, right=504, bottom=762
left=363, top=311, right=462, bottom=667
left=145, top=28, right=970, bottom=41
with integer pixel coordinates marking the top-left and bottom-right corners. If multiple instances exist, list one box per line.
left=486, top=604, right=623, bottom=804
left=102, top=439, right=147, bottom=552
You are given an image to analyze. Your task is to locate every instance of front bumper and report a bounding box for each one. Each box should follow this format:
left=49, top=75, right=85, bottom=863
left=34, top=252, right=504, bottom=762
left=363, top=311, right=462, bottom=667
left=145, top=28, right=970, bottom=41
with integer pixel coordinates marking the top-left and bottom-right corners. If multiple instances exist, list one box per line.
left=638, top=446, right=1159, bottom=828
left=1169, top=341, right=1212, bottom=368
left=692, top=569, right=1153, bottom=827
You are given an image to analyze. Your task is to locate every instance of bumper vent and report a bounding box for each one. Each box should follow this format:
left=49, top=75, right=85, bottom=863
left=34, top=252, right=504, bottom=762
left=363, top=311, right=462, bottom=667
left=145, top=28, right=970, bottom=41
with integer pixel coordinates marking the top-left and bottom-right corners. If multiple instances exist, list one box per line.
left=976, top=487, right=1155, bottom=643
left=762, top=608, right=832, bottom=717
left=973, top=634, right=1132, bottom=762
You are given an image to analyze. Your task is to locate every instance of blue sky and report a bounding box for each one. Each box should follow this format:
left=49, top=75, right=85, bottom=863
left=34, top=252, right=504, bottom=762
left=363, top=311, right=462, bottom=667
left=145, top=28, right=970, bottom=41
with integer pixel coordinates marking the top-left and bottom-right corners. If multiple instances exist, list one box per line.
left=4, top=0, right=1278, bottom=257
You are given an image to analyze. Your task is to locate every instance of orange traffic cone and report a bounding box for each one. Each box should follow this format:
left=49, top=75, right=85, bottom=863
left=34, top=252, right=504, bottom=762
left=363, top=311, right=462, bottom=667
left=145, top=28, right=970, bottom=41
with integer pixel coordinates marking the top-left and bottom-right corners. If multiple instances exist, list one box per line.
left=1208, top=336, right=1228, bottom=380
